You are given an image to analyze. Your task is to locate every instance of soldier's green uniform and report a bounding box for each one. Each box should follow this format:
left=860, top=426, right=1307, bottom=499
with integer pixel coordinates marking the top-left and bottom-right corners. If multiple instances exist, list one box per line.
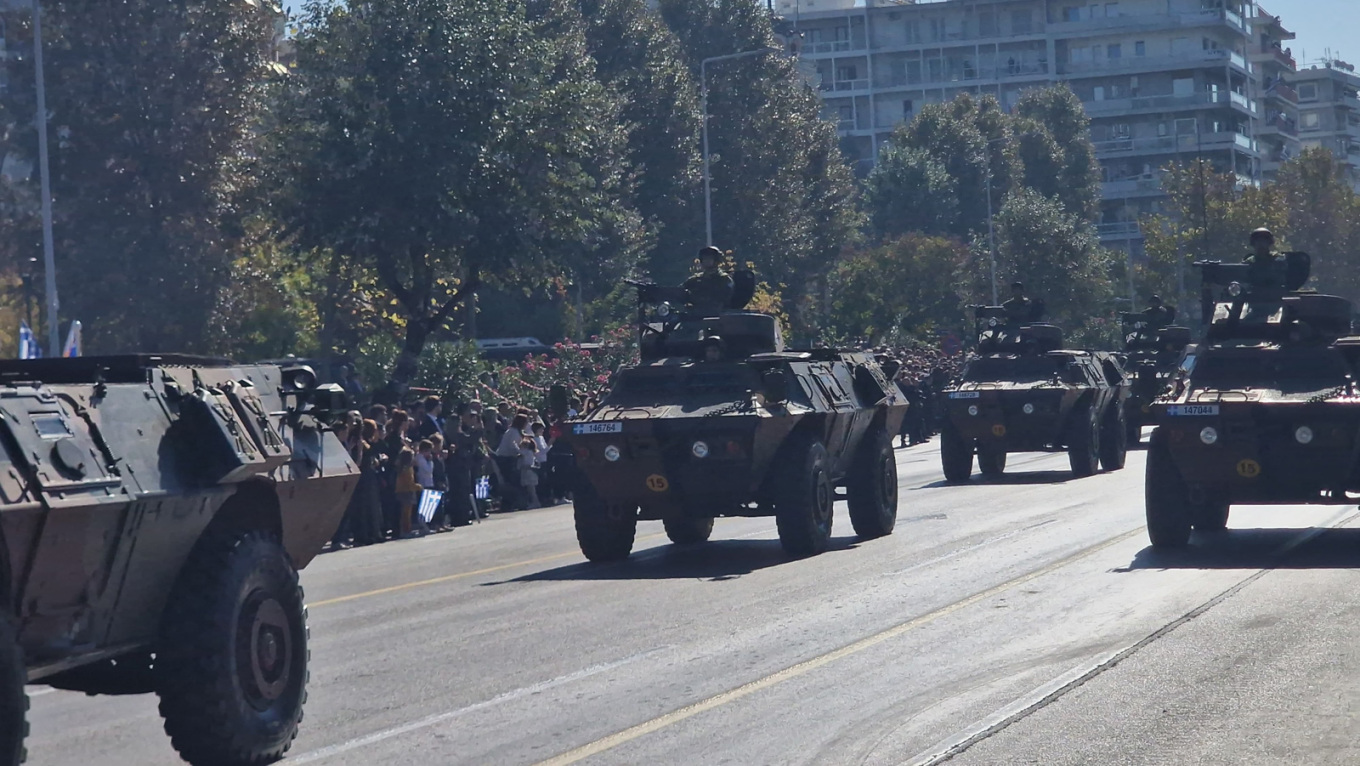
left=1144, top=302, right=1175, bottom=329
left=684, top=248, right=735, bottom=314
left=1243, top=227, right=1285, bottom=289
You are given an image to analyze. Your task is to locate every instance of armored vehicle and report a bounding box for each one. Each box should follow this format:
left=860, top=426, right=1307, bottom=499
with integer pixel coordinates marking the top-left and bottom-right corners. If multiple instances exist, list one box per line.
left=568, top=273, right=908, bottom=560
left=1119, top=311, right=1191, bottom=443
left=0, top=355, right=356, bottom=766
left=1145, top=252, right=1360, bottom=547
left=939, top=306, right=1130, bottom=482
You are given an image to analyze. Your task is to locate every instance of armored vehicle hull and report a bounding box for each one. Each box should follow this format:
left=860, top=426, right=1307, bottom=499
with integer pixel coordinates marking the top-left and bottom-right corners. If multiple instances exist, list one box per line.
left=1120, top=312, right=1191, bottom=443
left=571, top=346, right=907, bottom=560
left=941, top=315, right=1130, bottom=481
left=1145, top=252, right=1360, bottom=547
left=0, top=355, right=355, bottom=766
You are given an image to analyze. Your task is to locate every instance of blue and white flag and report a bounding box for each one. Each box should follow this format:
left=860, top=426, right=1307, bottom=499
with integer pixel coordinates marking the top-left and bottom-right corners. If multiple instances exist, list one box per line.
left=62, top=320, right=81, bottom=358
left=417, top=490, right=444, bottom=523
left=18, top=321, right=41, bottom=360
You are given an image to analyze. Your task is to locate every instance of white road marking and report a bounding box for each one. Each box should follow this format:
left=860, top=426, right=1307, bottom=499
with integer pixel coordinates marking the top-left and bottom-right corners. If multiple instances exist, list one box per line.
left=288, top=647, right=667, bottom=763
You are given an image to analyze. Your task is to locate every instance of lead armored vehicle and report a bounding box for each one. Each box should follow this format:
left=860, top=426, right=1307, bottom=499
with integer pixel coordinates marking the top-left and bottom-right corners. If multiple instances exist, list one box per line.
left=940, top=306, right=1130, bottom=481
left=0, top=355, right=356, bottom=766
left=568, top=273, right=908, bottom=560
left=1145, top=252, right=1360, bottom=547
left=1119, top=310, right=1191, bottom=443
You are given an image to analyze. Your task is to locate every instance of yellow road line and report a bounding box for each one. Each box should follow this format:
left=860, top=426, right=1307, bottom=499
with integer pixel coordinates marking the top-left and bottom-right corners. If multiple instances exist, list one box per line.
left=309, top=533, right=667, bottom=608
left=533, top=527, right=1143, bottom=766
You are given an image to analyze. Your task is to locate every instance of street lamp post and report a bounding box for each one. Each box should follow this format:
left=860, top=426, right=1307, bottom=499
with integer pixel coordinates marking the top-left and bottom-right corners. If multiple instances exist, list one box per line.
left=983, top=136, right=1009, bottom=306
left=701, top=48, right=780, bottom=247
left=32, top=0, right=61, bottom=356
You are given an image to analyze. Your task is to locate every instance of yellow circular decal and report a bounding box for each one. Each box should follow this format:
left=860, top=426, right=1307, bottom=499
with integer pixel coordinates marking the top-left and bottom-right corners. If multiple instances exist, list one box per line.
left=1236, top=459, right=1261, bottom=479
left=992, top=424, right=1007, bottom=437
left=645, top=474, right=670, bottom=493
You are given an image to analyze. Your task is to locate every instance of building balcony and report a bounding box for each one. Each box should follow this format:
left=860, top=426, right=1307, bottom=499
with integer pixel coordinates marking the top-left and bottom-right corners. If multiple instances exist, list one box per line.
left=806, top=40, right=857, bottom=56
left=1102, top=177, right=1164, bottom=199
left=1084, top=90, right=1252, bottom=117
left=872, top=61, right=1050, bottom=90
left=1258, top=45, right=1297, bottom=69
left=1093, top=131, right=1257, bottom=159
left=1258, top=114, right=1299, bottom=136
left=1265, top=82, right=1299, bottom=104
left=820, top=78, right=869, bottom=94
left=1097, top=221, right=1142, bottom=240
left=1058, top=49, right=1247, bottom=77
left=1047, top=9, right=1247, bottom=37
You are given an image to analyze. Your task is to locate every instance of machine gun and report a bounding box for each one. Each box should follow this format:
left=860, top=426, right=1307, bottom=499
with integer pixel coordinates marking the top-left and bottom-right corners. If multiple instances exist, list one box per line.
left=627, top=270, right=778, bottom=362
left=1120, top=310, right=1190, bottom=356
left=972, top=302, right=1061, bottom=355
left=1194, top=251, right=1351, bottom=342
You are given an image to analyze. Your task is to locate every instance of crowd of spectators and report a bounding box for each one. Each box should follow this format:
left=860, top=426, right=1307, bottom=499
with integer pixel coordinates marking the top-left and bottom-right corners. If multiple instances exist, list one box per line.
left=326, top=393, right=598, bottom=551
left=873, top=344, right=966, bottom=449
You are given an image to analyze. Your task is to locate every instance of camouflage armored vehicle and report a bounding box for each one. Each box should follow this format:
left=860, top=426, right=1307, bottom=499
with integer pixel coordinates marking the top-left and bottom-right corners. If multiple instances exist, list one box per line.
left=1145, top=252, right=1360, bottom=547
left=0, top=355, right=356, bottom=766
left=1119, top=311, right=1191, bottom=443
left=939, top=306, right=1130, bottom=482
left=568, top=272, right=908, bottom=560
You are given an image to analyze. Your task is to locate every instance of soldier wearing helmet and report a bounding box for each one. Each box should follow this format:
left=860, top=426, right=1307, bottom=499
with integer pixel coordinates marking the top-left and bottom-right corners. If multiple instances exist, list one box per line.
left=1243, top=228, right=1285, bottom=287
left=1144, top=294, right=1175, bottom=328
left=683, top=246, right=735, bottom=315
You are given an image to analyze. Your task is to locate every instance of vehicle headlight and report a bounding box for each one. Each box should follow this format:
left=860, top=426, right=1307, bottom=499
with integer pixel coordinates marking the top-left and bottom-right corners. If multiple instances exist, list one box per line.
left=1227, top=281, right=1242, bottom=298
left=1199, top=427, right=1218, bottom=445
left=967, top=405, right=980, bottom=416
left=1295, top=426, right=1314, bottom=445
left=1022, top=403, right=1035, bottom=415
left=657, top=301, right=671, bottom=317
left=691, top=440, right=710, bottom=459
left=988, top=317, right=998, bottom=328
left=603, top=445, right=621, bottom=462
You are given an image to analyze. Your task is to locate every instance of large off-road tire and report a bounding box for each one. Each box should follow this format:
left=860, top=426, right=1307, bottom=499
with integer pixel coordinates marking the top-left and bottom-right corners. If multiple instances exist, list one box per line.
left=1192, top=499, right=1231, bottom=532
left=0, top=611, right=26, bottom=766
left=1067, top=404, right=1100, bottom=478
left=976, top=444, right=1007, bottom=477
left=663, top=517, right=714, bottom=545
left=155, top=530, right=309, bottom=766
left=1098, top=402, right=1128, bottom=472
left=1124, top=405, right=1142, bottom=445
left=847, top=430, right=898, bottom=539
left=1145, top=428, right=1192, bottom=548
left=573, top=487, right=637, bottom=562
left=775, top=439, right=834, bottom=557
left=940, top=421, right=973, bottom=483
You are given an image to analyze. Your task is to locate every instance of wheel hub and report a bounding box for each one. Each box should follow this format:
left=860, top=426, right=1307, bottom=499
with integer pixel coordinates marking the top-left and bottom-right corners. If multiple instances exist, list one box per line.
left=241, top=594, right=293, bottom=707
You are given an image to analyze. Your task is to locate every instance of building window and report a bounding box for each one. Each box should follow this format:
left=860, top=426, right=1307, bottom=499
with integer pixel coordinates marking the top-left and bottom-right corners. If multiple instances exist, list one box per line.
left=979, top=12, right=998, bottom=36
left=1105, top=2, right=1119, bottom=16
left=1108, top=44, right=1122, bottom=59
left=903, top=99, right=914, bottom=116
left=1111, top=123, right=1131, bottom=139
left=1135, top=41, right=1146, bottom=56
left=838, top=105, right=854, bottom=122
left=1302, top=112, right=1320, bottom=129
left=836, top=65, right=858, bottom=82
left=1011, top=10, right=1032, bottom=34
left=929, top=18, right=944, bottom=41
left=1063, top=6, right=1081, bottom=22
left=1298, top=83, right=1318, bottom=100
left=904, top=20, right=920, bottom=43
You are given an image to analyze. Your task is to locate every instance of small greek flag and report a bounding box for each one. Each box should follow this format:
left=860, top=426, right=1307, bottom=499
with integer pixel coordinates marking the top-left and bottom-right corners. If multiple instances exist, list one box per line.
left=62, top=320, right=81, bottom=358
left=475, top=476, right=491, bottom=500
left=417, top=490, right=444, bottom=523
left=18, top=321, right=41, bottom=360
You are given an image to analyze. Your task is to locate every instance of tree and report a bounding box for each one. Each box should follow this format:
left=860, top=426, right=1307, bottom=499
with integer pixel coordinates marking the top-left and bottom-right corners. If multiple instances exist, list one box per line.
left=865, top=145, right=959, bottom=239
left=273, top=0, right=638, bottom=392
left=1275, top=147, right=1360, bottom=302
left=829, top=233, right=970, bottom=344
left=1014, top=85, right=1101, bottom=223
left=2, top=0, right=279, bottom=352
left=659, top=0, right=862, bottom=335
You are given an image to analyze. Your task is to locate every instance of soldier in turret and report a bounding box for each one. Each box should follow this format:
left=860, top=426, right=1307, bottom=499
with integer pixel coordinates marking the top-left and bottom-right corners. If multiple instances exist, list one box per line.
left=1002, top=281, right=1032, bottom=324
left=1144, top=295, right=1175, bottom=328
left=1244, top=227, right=1286, bottom=288
left=683, top=246, right=735, bottom=315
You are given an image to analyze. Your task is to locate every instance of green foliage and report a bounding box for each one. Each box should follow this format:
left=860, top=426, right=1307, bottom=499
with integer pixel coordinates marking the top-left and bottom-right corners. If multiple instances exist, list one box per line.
left=865, top=146, right=959, bottom=239
left=1274, top=147, right=1360, bottom=302
left=273, top=0, right=639, bottom=388
left=2, top=0, right=278, bottom=352
left=829, top=234, right=970, bottom=344
left=1014, top=85, right=1101, bottom=222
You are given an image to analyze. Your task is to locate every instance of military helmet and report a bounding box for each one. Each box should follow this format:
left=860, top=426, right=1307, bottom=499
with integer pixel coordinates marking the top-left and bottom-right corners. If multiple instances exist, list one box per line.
left=1250, top=227, right=1275, bottom=244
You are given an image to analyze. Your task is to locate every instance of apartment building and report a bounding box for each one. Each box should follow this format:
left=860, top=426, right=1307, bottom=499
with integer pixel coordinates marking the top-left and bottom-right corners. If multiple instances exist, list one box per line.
left=1250, top=7, right=1298, bottom=179
left=781, top=0, right=1263, bottom=254
left=1292, top=60, right=1360, bottom=191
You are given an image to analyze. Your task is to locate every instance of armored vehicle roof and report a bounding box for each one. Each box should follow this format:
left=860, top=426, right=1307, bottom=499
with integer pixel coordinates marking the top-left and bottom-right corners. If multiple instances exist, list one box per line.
left=0, top=354, right=236, bottom=385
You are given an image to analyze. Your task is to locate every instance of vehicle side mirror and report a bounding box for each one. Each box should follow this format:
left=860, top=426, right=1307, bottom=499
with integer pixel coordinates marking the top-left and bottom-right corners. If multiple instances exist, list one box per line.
left=762, top=369, right=790, bottom=404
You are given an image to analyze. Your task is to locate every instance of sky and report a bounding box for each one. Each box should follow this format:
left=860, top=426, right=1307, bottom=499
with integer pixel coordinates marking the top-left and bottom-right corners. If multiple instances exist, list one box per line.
left=1268, top=0, right=1353, bottom=67
left=280, top=0, right=1352, bottom=65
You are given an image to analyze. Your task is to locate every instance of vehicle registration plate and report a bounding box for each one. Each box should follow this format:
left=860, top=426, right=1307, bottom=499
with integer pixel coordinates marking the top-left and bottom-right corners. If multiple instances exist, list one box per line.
left=1165, top=404, right=1219, bottom=417
left=948, top=392, right=981, bottom=400
left=573, top=422, right=623, bottom=435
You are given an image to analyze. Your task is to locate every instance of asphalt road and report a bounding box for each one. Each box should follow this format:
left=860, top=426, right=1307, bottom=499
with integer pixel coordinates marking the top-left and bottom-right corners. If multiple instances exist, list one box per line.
left=23, top=436, right=1360, bottom=765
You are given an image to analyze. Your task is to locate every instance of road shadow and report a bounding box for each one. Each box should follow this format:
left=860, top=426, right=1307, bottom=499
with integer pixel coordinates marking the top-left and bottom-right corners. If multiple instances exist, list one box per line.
left=486, top=536, right=862, bottom=584
left=913, top=470, right=1079, bottom=490
left=1117, top=526, right=1360, bottom=571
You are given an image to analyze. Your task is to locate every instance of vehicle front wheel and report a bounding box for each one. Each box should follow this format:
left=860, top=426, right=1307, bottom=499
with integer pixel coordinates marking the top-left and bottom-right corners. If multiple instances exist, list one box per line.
left=1067, top=405, right=1100, bottom=478
left=155, top=529, right=309, bottom=766
left=1192, top=500, right=1231, bottom=532
left=1098, top=402, right=1128, bottom=471
left=574, top=487, right=637, bottom=562
left=847, top=430, right=898, bottom=539
left=663, top=517, right=714, bottom=545
left=940, top=421, right=973, bottom=483
left=976, top=444, right=1007, bottom=477
left=1125, top=405, right=1143, bottom=444
left=1, top=610, right=26, bottom=766
left=1145, top=428, right=1192, bottom=547
left=775, top=439, right=834, bottom=557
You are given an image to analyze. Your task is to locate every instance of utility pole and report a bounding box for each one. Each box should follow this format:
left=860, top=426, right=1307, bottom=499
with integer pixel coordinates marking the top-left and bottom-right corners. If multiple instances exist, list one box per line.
left=701, top=48, right=780, bottom=247
left=32, top=0, right=61, bottom=356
